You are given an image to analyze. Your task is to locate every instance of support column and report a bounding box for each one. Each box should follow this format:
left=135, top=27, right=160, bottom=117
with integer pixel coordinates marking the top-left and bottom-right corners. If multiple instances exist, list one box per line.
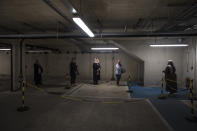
left=111, top=52, right=115, bottom=80
left=195, top=38, right=197, bottom=94
left=12, top=40, right=26, bottom=91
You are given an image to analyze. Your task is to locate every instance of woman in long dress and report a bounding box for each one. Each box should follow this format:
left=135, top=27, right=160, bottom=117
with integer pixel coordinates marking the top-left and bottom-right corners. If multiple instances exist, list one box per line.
left=163, top=60, right=177, bottom=94
left=93, top=58, right=101, bottom=85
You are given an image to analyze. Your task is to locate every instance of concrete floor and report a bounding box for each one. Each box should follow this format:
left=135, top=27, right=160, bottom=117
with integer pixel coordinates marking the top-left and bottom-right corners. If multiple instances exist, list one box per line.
left=67, top=82, right=130, bottom=98
left=182, top=100, right=197, bottom=111
left=0, top=82, right=176, bottom=131
left=0, top=78, right=11, bottom=91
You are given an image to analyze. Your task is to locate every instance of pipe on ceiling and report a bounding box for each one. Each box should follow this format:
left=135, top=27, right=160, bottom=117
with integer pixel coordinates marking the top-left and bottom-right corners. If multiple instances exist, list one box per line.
left=0, top=32, right=197, bottom=39
left=43, top=0, right=73, bottom=24
left=158, top=3, right=197, bottom=31
left=26, top=44, right=61, bottom=53
left=0, top=42, right=12, bottom=47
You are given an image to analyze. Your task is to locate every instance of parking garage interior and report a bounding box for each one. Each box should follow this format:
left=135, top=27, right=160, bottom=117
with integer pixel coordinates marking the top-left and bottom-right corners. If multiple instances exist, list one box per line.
left=0, top=0, right=197, bottom=131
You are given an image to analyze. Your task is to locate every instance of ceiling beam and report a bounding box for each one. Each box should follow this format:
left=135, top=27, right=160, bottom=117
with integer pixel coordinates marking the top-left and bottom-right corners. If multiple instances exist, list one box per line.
left=0, top=25, right=20, bottom=34
left=43, top=0, right=73, bottom=25
left=167, top=2, right=195, bottom=7
left=0, top=32, right=197, bottom=39
left=158, top=3, right=197, bottom=32
left=43, top=0, right=89, bottom=52
left=23, top=23, right=45, bottom=32
left=0, top=42, right=11, bottom=47
left=26, top=44, right=61, bottom=53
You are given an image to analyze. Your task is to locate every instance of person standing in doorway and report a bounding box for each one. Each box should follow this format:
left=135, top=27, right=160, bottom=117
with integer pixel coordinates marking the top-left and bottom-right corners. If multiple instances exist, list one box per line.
left=70, top=57, right=79, bottom=86
left=93, top=58, right=101, bottom=85
left=115, top=59, right=122, bottom=85
left=34, top=60, right=43, bottom=86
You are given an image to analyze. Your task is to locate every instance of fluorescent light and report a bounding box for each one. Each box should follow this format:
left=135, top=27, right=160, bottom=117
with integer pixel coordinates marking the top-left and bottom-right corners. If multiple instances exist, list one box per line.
left=72, top=8, right=77, bottom=13
left=73, top=17, right=94, bottom=37
left=150, top=44, right=188, bottom=47
left=91, top=48, right=119, bottom=50
left=0, top=48, right=11, bottom=51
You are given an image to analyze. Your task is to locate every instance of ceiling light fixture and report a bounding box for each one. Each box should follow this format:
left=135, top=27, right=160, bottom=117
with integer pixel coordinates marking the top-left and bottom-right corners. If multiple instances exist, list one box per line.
left=72, top=8, right=77, bottom=14
left=150, top=44, right=188, bottom=47
left=73, top=17, right=94, bottom=37
left=91, top=48, right=119, bottom=50
left=0, top=48, right=11, bottom=51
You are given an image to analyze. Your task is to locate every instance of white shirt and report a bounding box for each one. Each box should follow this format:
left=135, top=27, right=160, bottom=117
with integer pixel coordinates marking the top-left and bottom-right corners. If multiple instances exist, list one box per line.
left=115, top=64, right=121, bottom=75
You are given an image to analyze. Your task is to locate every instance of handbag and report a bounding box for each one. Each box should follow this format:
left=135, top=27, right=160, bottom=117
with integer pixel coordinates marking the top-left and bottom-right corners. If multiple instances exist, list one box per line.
left=121, top=68, right=126, bottom=73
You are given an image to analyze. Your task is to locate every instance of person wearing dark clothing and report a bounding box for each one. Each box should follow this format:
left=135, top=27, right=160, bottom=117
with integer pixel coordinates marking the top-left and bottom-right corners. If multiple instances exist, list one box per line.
left=93, top=63, right=98, bottom=84
left=97, top=59, right=101, bottom=81
left=93, top=58, right=101, bottom=85
left=163, top=60, right=177, bottom=94
left=34, top=60, right=43, bottom=86
left=70, top=58, right=78, bottom=85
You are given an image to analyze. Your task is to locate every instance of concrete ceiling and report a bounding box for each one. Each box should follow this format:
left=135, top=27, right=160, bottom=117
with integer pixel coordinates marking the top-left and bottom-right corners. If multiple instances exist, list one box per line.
left=0, top=0, right=195, bottom=33
left=0, top=0, right=196, bottom=51
left=72, top=0, right=192, bottom=30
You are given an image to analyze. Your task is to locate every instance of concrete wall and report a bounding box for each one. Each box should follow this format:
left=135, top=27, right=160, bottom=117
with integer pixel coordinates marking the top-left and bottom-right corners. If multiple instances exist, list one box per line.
left=0, top=52, right=10, bottom=75
left=182, top=38, right=197, bottom=93
left=0, top=52, right=11, bottom=91
left=2, top=38, right=197, bottom=93
left=25, top=52, right=140, bottom=83
left=118, top=39, right=186, bottom=87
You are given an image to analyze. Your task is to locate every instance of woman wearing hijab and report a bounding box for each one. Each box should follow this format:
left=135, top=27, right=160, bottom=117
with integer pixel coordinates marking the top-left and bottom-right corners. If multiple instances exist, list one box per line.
left=93, top=58, right=101, bottom=85
left=163, top=60, right=177, bottom=94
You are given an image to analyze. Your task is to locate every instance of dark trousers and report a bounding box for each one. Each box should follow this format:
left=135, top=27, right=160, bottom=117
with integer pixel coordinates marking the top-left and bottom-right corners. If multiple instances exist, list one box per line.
left=93, top=80, right=98, bottom=85
left=34, top=74, right=42, bottom=85
left=93, top=73, right=98, bottom=85
left=93, top=77, right=98, bottom=85
left=116, top=75, right=121, bottom=85
left=70, top=74, right=76, bottom=85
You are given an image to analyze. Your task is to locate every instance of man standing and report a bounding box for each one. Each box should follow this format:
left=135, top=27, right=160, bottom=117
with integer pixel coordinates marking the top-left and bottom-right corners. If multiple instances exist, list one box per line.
left=70, top=58, right=78, bottom=86
left=34, top=60, right=43, bottom=86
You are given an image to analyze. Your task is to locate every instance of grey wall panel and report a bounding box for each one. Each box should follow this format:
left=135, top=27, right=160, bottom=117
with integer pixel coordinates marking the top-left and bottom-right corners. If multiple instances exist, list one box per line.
left=24, top=52, right=140, bottom=83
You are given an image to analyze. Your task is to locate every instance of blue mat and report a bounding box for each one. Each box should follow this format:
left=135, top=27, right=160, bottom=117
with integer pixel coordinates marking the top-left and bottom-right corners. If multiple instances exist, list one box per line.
left=129, top=85, right=189, bottom=100
left=127, top=84, right=197, bottom=131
